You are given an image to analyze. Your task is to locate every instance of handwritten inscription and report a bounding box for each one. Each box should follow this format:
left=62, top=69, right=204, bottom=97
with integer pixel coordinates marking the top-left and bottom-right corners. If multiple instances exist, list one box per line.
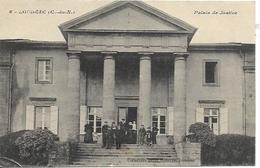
left=194, top=10, right=238, bottom=15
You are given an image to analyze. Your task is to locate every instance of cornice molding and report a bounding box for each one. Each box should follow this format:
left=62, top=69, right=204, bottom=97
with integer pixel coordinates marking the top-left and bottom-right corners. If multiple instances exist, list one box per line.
left=243, top=66, right=255, bottom=73
left=199, top=100, right=225, bottom=104
left=29, top=97, right=57, bottom=102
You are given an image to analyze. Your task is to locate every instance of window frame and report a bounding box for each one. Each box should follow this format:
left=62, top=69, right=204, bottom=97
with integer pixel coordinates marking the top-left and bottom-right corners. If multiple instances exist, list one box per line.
left=151, top=107, right=167, bottom=135
left=203, top=59, right=220, bottom=87
left=203, top=108, right=219, bottom=135
left=35, top=57, right=53, bottom=84
left=34, top=105, right=51, bottom=129
left=87, top=106, right=103, bottom=134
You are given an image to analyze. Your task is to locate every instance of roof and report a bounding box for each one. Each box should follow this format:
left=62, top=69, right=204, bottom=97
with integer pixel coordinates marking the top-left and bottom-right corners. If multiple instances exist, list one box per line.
left=189, top=43, right=255, bottom=51
left=0, top=39, right=66, bottom=49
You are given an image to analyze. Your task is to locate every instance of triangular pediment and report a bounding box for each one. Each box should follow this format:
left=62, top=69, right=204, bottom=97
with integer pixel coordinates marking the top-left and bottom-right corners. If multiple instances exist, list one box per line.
left=59, top=1, right=197, bottom=41
left=72, top=4, right=185, bottom=31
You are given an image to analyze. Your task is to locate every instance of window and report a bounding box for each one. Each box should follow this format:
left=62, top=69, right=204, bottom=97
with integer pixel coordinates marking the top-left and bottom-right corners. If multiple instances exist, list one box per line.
left=204, top=108, right=219, bottom=135
left=88, top=107, right=102, bottom=133
left=205, top=62, right=217, bottom=83
left=152, top=107, right=167, bottom=134
left=26, top=103, right=58, bottom=134
left=36, top=58, right=52, bottom=83
left=35, top=106, right=51, bottom=129
left=204, top=60, right=219, bottom=85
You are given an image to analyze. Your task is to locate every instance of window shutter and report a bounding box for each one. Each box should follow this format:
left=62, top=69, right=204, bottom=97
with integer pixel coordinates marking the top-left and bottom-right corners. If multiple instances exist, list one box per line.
left=196, top=108, right=204, bottom=123
left=167, top=107, right=174, bottom=135
left=50, top=106, right=58, bottom=134
left=26, top=105, right=35, bottom=130
left=80, top=105, right=87, bottom=134
left=220, top=108, right=228, bottom=134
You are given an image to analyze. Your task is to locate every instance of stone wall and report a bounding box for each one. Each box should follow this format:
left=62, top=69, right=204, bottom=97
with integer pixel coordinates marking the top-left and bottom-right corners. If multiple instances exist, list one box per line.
left=243, top=46, right=255, bottom=137
left=11, top=48, right=69, bottom=139
left=0, top=46, right=11, bottom=136
left=186, top=50, right=244, bottom=134
left=175, top=142, right=201, bottom=166
left=48, top=141, right=78, bottom=166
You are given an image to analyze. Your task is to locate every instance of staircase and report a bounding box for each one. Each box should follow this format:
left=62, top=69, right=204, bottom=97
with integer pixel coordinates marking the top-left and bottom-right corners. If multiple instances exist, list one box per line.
left=71, top=143, right=180, bottom=167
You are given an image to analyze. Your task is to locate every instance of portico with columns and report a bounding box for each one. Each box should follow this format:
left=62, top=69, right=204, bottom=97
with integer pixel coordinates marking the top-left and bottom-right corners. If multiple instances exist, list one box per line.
left=59, top=1, right=197, bottom=143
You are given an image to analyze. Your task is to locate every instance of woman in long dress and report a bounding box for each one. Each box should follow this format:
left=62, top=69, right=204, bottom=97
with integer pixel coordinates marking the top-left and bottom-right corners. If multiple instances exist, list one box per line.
left=84, top=124, right=93, bottom=143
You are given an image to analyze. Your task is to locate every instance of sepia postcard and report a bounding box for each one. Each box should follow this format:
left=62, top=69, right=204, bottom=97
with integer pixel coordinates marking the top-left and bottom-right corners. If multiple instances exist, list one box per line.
left=0, top=0, right=255, bottom=167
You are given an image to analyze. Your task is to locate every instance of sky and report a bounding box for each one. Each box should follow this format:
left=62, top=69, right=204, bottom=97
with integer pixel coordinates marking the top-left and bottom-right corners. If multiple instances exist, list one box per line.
left=0, top=0, right=255, bottom=43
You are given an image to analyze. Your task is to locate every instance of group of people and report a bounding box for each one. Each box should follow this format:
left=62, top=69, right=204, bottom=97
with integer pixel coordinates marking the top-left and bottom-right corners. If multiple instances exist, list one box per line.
left=84, top=118, right=159, bottom=149
left=101, top=119, right=137, bottom=149
left=137, top=124, right=159, bottom=146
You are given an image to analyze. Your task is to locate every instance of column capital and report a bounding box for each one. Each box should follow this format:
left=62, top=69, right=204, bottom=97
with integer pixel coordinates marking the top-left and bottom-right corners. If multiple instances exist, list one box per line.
left=174, top=52, right=189, bottom=61
left=140, top=56, right=151, bottom=61
left=66, top=50, right=81, bottom=59
left=101, top=51, right=117, bottom=60
left=103, top=55, right=115, bottom=60
left=138, top=52, right=153, bottom=60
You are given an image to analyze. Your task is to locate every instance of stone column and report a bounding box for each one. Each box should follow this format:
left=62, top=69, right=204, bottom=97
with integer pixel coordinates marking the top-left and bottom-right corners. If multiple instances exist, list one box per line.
left=65, top=51, right=81, bottom=141
left=173, top=52, right=188, bottom=143
left=138, top=53, right=152, bottom=128
left=102, top=52, right=116, bottom=125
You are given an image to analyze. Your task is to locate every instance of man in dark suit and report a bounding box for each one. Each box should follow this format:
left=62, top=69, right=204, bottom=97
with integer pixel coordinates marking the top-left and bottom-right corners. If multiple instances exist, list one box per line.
left=138, top=124, right=146, bottom=145
left=120, top=119, right=128, bottom=143
left=111, top=122, right=117, bottom=146
left=84, top=123, right=93, bottom=143
left=102, top=121, right=108, bottom=148
left=115, top=125, right=124, bottom=149
left=106, top=126, right=113, bottom=149
left=152, top=123, right=159, bottom=144
left=146, top=126, right=152, bottom=146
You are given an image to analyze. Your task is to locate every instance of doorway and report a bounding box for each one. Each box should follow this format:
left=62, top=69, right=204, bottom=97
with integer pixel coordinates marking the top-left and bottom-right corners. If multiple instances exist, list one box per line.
left=118, top=107, right=137, bottom=124
left=118, top=107, right=137, bottom=144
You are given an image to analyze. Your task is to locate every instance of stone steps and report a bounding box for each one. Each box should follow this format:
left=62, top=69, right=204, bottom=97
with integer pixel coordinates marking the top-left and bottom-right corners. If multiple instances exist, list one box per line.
left=73, top=156, right=178, bottom=160
left=72, top=161, right=180, bottom=167
left=73, top=151, right=177, bottom=156
left=73, top=153, right=177, bottom=157
left=71, top=143, right=180, bottom=166
left=72, top=155, right=179, bottom=160
left=76, top=149, right=176, bottom=152
left=76, top=148, right=176, bottom=152
left=72, top=160, right=181, bottom=167
left=77, top=144, right=173, bottom=149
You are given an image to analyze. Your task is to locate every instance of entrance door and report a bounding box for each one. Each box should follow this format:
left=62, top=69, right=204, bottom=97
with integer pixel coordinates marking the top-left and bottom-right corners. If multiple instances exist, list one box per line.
left=118, top=107, right=137, bottom=124
left=118, top=107, right=137, bottom=144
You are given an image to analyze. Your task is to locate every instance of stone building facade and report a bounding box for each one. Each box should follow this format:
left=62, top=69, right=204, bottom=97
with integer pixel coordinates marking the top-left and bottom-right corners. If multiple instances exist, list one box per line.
left=0, top=1, right=255, bottom=144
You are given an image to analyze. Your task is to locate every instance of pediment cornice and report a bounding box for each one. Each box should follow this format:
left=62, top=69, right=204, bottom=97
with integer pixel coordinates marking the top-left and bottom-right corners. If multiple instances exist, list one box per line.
left=59, top=1, right=197, bottom=42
